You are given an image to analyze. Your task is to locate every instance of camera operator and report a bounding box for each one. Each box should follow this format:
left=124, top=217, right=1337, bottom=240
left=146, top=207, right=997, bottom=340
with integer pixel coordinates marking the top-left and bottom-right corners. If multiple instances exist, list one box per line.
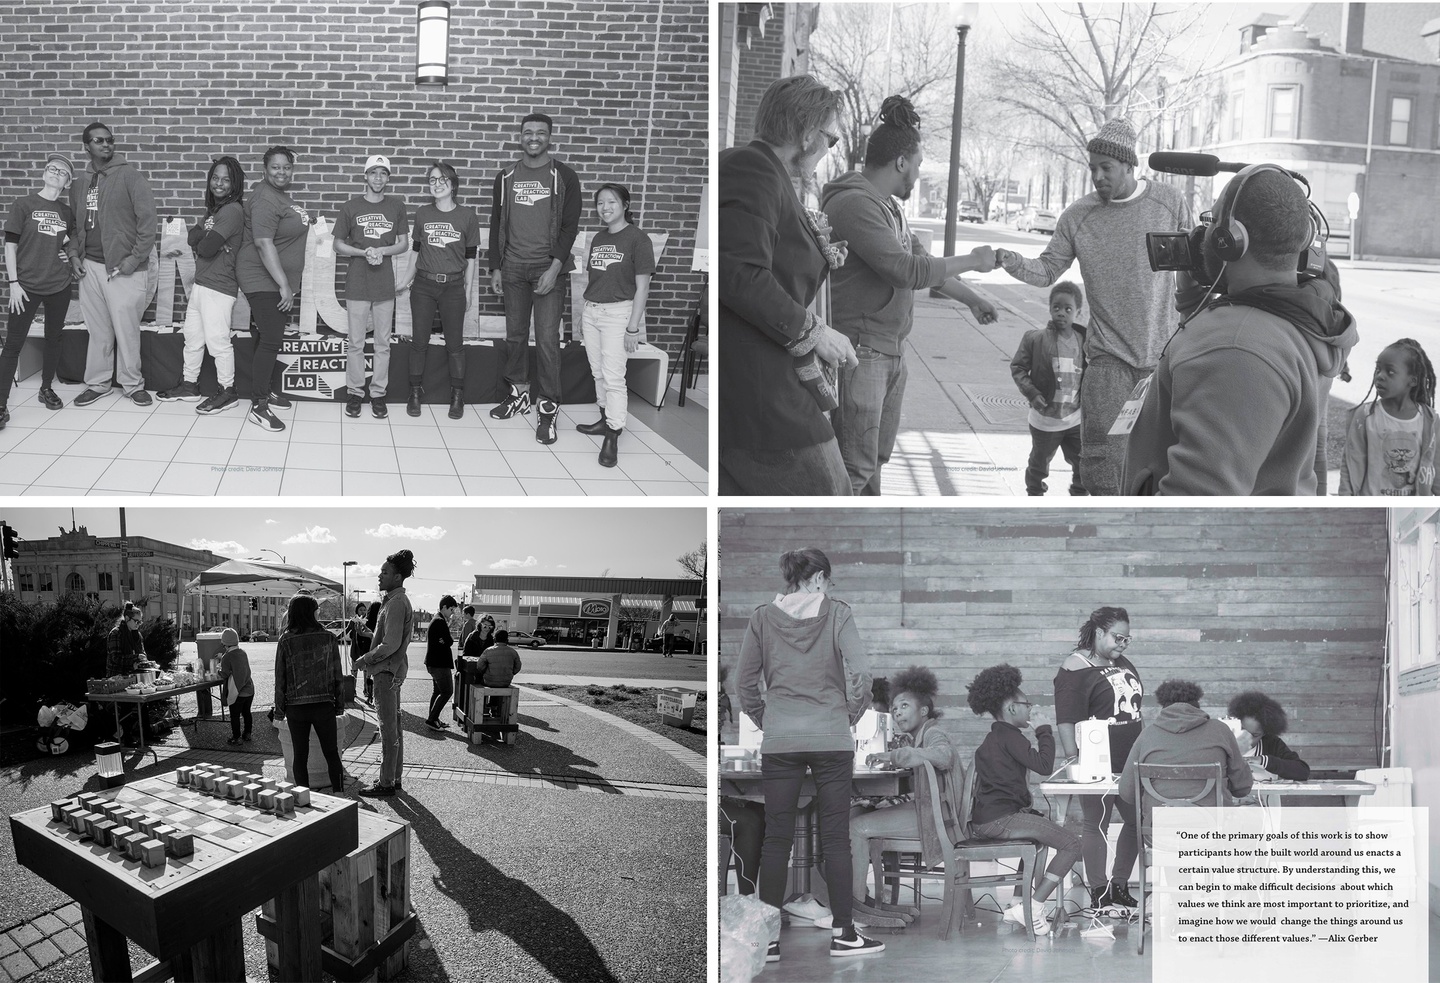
left=1121, top=167, right=1356, bottom=495
left=994, top=119, right=1191, bottom=496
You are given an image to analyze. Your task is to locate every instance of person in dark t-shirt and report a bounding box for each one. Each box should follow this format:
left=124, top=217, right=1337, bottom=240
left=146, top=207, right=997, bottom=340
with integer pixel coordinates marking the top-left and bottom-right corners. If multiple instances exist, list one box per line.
left=576, top=183, right=655, bottom=468
left=1, top=153, right=79, bottom=429
left=1052, top=605, right=1144, bottom=915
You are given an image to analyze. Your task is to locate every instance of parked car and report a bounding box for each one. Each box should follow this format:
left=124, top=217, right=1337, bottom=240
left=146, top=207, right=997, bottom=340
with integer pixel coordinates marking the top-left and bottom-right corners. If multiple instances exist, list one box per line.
left=248, top=630, right=269, bottom=642
left=645, top=632, right=695, bottom=653
left=1015, top=206, right=1057, bottom=235
left=958, top=200, right=984, bottom=224
left=504, top=630, right=546, bottom=648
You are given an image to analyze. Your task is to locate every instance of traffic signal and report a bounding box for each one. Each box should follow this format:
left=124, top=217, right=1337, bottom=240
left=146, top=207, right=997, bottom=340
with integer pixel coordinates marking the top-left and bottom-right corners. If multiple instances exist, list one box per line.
left=1, top=523, right=19, bottom=559
left=250, top=597, right=258, bottom=610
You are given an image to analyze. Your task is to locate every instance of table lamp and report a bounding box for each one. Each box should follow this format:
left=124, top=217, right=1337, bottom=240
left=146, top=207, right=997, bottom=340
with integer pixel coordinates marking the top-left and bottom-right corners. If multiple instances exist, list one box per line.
left=95, top=742, right=125, bottom=788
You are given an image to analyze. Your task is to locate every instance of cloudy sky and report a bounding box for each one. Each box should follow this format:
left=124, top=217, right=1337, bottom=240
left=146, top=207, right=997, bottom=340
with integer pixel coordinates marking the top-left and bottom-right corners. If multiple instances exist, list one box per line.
left=3, top=506, right=705, bottom=610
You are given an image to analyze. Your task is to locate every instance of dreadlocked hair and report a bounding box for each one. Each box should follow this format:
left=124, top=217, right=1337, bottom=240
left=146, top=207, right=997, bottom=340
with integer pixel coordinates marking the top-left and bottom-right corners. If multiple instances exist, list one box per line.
left=1076, top=606, right=1129, bottom=651
left=1384, top=339, right=1436, bottom=408
left=891, top=666, right=941, bottom=719
left=966, top=664, right=1022, bottom=717
left=865, top=95, right=922, bottom=168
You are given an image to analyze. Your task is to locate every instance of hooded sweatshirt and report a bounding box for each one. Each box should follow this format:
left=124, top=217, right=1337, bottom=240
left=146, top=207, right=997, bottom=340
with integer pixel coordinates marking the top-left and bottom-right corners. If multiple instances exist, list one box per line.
left=1117, top=702, right=1252, bottom=804
left=1122, top=275, right=1358, bottom=495
left=819, top=172, right=950, bottom=355
left=69, top=154, right=156, bottom=274
left=735, top=594, right=872, bottom=755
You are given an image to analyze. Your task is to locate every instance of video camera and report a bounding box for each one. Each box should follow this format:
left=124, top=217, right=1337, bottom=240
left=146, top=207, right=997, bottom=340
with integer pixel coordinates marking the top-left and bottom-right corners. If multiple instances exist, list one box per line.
left=1143, top=152, right=1329, bottom=289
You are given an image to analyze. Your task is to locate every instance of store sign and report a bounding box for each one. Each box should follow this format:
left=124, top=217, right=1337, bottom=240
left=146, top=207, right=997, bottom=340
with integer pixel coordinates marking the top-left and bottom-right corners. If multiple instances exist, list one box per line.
left=579, top=598, right=611, bottom=619
left=278, top=337, right=371, bottom=400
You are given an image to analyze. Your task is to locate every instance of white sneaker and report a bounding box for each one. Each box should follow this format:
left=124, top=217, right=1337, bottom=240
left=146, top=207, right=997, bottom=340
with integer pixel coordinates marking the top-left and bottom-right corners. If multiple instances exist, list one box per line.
left=829, top=929, right=885, bottom=957
left=813, top=913, right=870, bottom=930
left=1003, top=901, right=1051, bottom=936
left=782, top=895, right=831, bottom=923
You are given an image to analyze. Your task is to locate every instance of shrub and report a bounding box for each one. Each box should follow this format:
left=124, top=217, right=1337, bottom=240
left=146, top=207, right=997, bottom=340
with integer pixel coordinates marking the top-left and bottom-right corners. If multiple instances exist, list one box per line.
left=585, top=684, right=607, bottom=697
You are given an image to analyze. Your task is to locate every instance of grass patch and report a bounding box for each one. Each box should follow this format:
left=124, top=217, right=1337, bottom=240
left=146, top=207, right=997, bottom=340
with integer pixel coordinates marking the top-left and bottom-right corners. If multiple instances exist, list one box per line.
left=535, top=684, right=706, bottom=755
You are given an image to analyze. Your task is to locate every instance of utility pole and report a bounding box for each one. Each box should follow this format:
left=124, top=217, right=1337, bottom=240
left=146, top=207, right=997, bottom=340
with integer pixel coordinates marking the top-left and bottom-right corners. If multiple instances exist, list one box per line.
left=119, top=507, right=129, bottom=602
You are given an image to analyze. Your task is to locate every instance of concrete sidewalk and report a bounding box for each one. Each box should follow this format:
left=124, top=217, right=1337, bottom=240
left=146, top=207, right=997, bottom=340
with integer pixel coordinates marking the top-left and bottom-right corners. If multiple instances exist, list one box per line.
left=0, top=673, right=704, bottom=982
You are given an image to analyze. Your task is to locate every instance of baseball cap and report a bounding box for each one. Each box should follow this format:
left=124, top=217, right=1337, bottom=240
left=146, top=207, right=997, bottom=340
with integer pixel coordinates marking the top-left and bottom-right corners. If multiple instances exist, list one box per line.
left=364, top=155, right=392, bottom=173
left=46, top=152, right=74, bottom=176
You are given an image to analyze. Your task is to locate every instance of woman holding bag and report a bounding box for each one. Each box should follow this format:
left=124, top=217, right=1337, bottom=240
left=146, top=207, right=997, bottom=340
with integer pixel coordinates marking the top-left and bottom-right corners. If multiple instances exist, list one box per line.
left=736, top=547, right=885, bottom=961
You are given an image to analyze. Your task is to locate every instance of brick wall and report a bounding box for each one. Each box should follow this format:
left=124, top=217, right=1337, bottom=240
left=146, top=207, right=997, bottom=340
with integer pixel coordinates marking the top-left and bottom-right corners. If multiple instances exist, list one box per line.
left=720, top=508, right=1388, bottom=770
left=731, top=4, right=788, bottom=147
left=0, top=0, right=707, bottom=352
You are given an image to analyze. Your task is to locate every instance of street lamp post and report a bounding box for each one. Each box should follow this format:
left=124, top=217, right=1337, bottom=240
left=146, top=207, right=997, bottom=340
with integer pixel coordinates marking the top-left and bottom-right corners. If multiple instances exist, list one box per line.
left=943, top=4, right=979, bottom=258
left=342, top=560, right=358, bottom=672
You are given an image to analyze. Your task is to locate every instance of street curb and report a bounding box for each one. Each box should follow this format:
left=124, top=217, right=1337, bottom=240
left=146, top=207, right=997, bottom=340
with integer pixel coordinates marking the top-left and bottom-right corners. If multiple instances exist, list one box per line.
left=518, top=685, right=706, bottom=778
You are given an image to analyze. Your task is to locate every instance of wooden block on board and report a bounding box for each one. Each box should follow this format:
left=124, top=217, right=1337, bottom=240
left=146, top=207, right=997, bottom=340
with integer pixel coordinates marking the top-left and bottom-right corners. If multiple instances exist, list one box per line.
left=77, top=812, right=101, bottom=840
left=243, top=783, right=263, bottom=805
left=258, top=790, right=276, bottom=811
left=291, top=787, right=311, bottom=807
left=225, top=780, right=245, bottom=801
left=49, top=800, right=73, bottom=822
left=274, top=793, right=294, bottom=815
left=167, top=830, right=194, bottom=857
left=176, top=765, right=193, bottom=786
left=140, top=839, right=166, bottom=868
left=152, top=824, right=177, bottom=847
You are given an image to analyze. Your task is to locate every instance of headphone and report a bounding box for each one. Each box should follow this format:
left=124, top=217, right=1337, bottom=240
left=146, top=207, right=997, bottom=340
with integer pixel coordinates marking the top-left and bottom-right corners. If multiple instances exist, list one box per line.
left=1202, top=162, right=1327, bottom=284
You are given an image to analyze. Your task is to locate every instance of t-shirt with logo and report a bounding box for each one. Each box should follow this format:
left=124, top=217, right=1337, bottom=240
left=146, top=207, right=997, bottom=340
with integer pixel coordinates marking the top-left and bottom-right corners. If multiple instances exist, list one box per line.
left=236, top=181, right=311, bottom=295
left=583, top=224, right=656, bottom=303
left=1028, top=329, right=1083, bottom=433
left=83, top=183, right=104, bottom=262
left=333, top=194, right=409, bottom=301
left=413, top=203, right=481, bottom=277
left=1359, top=404, right=1427, bottom=496
left=5, top=193, right=76, bottom=295
left=192, top=201, right=244, bottom=298
left=504, top=163, right=553, bottom=266
left=1053, top=652, right=1144, bottom=769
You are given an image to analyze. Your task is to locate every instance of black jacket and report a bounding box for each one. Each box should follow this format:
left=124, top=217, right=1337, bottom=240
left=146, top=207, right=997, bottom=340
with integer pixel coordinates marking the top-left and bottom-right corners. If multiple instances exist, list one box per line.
left=1254, top=733, right=1310, bottom=781
left=425, top=615, right=455, bottom=671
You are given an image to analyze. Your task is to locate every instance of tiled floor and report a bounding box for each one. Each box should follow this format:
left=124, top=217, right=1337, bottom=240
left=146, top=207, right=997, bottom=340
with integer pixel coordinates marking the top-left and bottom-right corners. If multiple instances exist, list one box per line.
left=0, top=374, right=708, bottom=497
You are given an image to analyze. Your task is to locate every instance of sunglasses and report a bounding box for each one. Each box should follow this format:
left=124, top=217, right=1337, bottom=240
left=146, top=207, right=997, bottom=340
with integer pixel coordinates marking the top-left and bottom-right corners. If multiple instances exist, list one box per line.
left=1108, top=631, right=1132, bottom=644
left=90, top=136, right=115, bottom=145
left=818, top=128, right=840, bottom=149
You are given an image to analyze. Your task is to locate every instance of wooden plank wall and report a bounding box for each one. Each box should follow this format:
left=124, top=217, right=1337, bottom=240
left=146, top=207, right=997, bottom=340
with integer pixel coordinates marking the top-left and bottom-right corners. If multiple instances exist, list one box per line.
left=719, top=508, right=1387, bottom=770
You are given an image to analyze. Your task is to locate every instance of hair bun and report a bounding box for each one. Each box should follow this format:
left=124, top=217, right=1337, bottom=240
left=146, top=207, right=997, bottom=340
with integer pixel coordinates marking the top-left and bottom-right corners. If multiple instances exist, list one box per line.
left=877, top=95, right=920, bottom=130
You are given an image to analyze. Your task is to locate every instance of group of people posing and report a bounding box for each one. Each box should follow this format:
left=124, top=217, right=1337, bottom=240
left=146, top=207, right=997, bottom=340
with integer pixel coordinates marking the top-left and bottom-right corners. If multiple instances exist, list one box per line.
left=719, top=74, right=1435, bottom=496
left=0, top=113, right=655, bottom=468
left=725, top=548, right=1310, bottom=961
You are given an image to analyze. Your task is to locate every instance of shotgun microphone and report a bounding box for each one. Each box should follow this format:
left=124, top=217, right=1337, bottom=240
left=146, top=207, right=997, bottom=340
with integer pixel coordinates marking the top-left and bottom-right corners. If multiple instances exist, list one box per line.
left=1147, top=152, right=1247, bottom=176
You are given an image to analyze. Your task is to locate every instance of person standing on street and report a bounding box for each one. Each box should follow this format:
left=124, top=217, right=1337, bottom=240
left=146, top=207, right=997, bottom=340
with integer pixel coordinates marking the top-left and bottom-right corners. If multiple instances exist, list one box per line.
left=333, top=154, right=408, bottom=420
left=425, top=595, right=457, bottom=731
left=993, top=118, right=1190, bottom=496
left=357, top=550, right=415, bottom=797
left=487, top=112, right=582, bottom=445
left=661, top=613, right=678, bottom=658
left=71, top=122, right=157, bottom=409
left=821, top=95, right=1000, bottom=495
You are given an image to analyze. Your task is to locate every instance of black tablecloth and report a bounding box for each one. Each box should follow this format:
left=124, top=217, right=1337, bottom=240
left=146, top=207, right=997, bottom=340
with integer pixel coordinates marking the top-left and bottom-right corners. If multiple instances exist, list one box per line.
left=53, top=330, right=598, bottom=404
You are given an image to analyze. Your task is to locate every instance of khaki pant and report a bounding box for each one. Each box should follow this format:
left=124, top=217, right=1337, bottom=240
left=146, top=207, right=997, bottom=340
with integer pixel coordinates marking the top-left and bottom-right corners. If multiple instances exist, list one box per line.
left=81, top=258, right=149, bottom=395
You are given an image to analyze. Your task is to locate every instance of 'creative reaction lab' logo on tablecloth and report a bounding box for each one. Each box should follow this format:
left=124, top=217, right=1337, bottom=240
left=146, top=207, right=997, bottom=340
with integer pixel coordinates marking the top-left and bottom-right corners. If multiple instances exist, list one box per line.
left=278, top=337, right=369, bottom=399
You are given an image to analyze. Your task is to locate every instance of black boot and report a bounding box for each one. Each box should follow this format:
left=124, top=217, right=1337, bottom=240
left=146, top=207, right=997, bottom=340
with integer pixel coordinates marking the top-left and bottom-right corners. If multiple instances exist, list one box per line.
left=448, top=387, right=464, bottom=420
left=599, top=425, right=621, bottom=467
left=576, top=408, right=607, bottom=435
left=407, top=385, right=423, bottom=417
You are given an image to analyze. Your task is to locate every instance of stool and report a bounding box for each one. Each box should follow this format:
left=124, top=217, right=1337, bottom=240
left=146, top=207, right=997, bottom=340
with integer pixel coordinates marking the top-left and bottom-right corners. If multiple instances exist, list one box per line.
left=477, top=686, right=519, bottom=745
left=258, top=812, right=415, bottom=981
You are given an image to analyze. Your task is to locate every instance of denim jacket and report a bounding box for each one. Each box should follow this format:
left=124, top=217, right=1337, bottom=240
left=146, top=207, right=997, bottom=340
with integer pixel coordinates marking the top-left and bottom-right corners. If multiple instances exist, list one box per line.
left=274, top=629, right=344, bottom=712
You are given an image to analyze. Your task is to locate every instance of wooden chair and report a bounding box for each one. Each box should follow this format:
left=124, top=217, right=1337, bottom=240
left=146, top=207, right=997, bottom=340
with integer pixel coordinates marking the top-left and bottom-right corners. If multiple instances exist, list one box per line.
left=1132, top=761, right=1225, bottom=954
left=868, top=758, right=1042, bottom=940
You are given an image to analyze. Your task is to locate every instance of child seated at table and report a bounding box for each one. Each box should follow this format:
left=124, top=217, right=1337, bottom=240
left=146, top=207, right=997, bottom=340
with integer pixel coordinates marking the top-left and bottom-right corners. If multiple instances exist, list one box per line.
left=966, top=663, right=1083, bottom=937
left=1226, top=690, right=1310, bottom=781
left=474, top=629, right=523, bottom=724
left=847, top=666, right=955, bottom=928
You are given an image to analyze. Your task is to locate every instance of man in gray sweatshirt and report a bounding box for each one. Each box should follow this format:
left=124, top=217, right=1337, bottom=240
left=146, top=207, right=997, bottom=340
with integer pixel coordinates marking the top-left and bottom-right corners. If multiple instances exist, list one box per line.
left=71, top=121, right=157, bottom=408
left=995, top=118, right=1191, bottom=496
left=820, top=96, right=999, bottom=496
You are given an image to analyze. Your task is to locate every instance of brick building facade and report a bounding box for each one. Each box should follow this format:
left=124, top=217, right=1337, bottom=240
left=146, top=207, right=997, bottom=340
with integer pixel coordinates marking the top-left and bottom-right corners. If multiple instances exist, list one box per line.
left=718, top=2, right=818, bottom=149
left=0, top=0, right=707, bottom=349
left=720, top=508, right=1387, bottom=769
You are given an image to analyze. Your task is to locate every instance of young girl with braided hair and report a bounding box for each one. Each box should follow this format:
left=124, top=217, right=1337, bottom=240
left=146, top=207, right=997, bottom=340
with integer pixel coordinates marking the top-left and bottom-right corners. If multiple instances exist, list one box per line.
left=1052, top=605, right=1144, bottom=915
left=1339, top=338, right=1440, bottom=495
left=967, top=664, right=1083, bottom=936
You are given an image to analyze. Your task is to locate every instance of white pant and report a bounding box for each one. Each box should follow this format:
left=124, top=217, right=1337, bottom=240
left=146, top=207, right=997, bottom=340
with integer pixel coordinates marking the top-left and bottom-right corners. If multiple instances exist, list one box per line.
left=81, top=258, right=149, bottom=394
left=180, top=284, right=237, bottom=388
left=581, top=299, right=632, bottom=430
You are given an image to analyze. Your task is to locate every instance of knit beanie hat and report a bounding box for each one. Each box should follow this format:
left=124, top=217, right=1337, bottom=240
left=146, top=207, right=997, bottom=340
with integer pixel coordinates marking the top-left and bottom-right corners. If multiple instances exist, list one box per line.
left=1087, top=118, right=1138, bottom=167
left=220, top=628, right=239, bottom=647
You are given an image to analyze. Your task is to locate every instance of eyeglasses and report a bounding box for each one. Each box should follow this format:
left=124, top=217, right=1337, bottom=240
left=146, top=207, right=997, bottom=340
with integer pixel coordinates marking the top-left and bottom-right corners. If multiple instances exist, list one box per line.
left=1108, top=631, right=1132, bottom=644
left=819, top=128, right=840, bottom=149
left=1011, top=700, right=1033, bottom=708
left=428, top=177, right=451, bottom=186
left=90, top=136, right=115, bottom=145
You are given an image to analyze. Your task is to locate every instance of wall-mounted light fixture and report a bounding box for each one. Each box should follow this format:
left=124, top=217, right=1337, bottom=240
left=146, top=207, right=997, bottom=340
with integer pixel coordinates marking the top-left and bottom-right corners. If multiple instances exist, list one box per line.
left=416, top=0, right=452, bottom=86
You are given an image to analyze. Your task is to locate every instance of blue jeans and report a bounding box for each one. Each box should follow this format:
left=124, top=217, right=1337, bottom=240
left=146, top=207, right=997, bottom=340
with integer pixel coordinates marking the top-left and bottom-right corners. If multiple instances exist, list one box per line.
left=758, top=750, right=856, bottom=929
left=1026, top=425, right=1085, bottom=496
left=501, top=262, right=566, bottom=404
left=971, top=810, right=1084, bottom=885
left=374, top=670, right=404, bottom=787
left=718, top=440, right=852, bottom=496
left=833, top=347, right=907, bottom=496
left=409, top=276, right=466, bottom=387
